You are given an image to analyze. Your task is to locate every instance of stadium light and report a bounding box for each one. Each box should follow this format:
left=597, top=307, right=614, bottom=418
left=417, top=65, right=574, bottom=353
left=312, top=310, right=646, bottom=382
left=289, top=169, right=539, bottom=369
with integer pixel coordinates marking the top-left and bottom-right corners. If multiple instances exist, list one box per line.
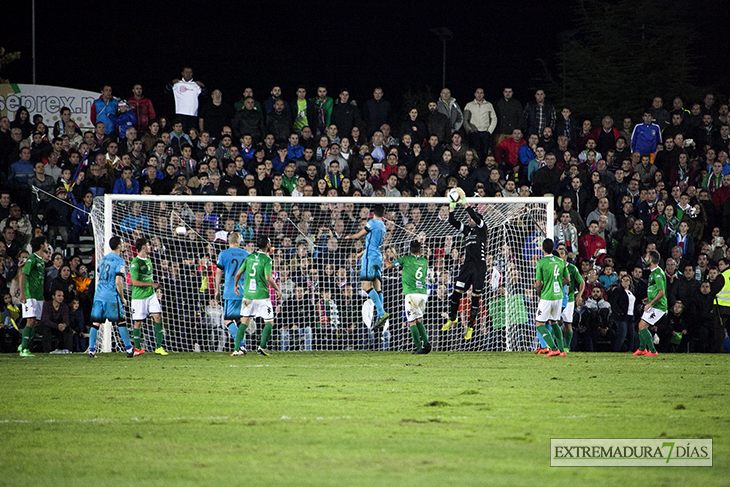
left=430, top=27, right=453, bottom=88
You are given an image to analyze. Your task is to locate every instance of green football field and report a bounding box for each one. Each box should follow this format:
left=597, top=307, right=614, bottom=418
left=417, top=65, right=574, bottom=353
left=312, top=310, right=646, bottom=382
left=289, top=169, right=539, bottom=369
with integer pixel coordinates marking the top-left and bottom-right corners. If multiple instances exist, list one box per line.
left=1, top=352, right=727, bottom=487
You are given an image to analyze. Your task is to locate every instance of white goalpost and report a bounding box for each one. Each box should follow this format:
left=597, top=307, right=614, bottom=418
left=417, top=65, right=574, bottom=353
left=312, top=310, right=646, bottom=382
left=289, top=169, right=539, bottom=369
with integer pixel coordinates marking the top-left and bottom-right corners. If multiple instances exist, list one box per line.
left=91, top=194, right=553, bottom=353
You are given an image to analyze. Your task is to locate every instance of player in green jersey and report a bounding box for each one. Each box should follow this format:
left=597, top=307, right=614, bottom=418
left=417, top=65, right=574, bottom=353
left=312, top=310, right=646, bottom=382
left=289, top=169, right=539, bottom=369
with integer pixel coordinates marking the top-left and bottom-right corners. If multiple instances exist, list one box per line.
left=557, top=243, right=584, bottom=352
left=18, top=236, right=49, bottom=357
left=534, top=239, right=569, bottom=357
left=130, top=238, right=167, bottom=355
left=633, top=250, right=666, bottom=356
left=233, top=235, right=281, bottom=356
left=389, top=240, right=431, bottom=354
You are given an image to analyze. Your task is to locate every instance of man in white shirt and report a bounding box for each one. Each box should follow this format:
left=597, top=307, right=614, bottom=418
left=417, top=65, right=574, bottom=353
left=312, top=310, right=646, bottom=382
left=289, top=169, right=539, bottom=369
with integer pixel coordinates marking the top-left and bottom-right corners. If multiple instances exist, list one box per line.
left=463, top=88, right=497, bottom=164
left=165, top=66, right=206, bottom=132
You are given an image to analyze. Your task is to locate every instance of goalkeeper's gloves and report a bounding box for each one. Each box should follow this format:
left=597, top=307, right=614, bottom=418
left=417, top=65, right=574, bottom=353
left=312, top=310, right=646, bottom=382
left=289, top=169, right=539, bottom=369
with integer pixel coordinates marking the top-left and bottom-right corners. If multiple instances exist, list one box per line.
left=460, top=198, right=467, bottom=205
left=449, top=202, right=456, bottom=208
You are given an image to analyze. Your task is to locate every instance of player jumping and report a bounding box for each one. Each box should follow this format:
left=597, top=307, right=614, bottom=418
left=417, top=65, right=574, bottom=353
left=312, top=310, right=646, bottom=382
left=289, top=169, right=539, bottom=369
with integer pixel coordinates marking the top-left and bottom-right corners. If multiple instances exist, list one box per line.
left=344, top=204, right=388, bottom=332
left=215, top=231, right=250, bottom=355
left=441, top=191, right=488, bottom=340
left=89, top=236, right=137, bottom=358
left=233, top=235, right=282, bottom=356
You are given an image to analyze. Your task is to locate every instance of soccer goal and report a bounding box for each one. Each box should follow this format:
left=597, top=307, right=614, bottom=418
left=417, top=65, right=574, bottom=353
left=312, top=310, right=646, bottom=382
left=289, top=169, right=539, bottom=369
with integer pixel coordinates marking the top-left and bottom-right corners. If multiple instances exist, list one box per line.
left=91, top=194, right=553, bottom=353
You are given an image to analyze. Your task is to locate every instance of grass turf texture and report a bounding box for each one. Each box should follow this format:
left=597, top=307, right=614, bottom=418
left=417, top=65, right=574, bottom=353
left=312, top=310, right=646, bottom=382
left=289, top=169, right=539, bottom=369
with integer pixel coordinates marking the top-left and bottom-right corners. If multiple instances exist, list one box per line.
left=1, top=352, right=727, bottom=487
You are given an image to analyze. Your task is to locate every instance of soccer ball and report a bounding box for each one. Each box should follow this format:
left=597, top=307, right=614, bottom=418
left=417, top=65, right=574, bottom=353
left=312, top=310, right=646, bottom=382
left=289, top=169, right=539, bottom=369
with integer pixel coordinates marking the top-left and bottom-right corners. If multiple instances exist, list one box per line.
left=447, top=188, right=462, bottom=203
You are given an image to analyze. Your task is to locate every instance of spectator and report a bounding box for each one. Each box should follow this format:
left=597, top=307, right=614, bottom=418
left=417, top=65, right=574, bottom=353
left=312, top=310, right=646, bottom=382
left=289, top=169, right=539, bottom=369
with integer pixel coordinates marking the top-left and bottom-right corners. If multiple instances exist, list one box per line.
left=107, top=101, right=136, bottom=139
left=39, top=289, right=72, bottom=353
left=90, top=86, right=118, bottom=135
left=165, top=66, right=205, bottom=132
left=609, top=274, right=636, bottom=352
left=631, top=110, right=662, bottom=154
left=363, top=87, right=390, bottom=136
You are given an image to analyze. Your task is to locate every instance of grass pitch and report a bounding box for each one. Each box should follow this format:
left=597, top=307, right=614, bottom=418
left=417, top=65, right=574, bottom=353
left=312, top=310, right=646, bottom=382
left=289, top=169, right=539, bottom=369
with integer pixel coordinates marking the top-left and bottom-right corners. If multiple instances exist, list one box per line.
left=1, top=352, right=728, bottom=487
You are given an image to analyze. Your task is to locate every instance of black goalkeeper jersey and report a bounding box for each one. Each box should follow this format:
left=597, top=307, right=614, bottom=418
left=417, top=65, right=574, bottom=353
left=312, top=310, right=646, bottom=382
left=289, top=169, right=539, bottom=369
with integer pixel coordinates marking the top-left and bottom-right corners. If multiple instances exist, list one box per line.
left=449, top=206, right=488, bottom=264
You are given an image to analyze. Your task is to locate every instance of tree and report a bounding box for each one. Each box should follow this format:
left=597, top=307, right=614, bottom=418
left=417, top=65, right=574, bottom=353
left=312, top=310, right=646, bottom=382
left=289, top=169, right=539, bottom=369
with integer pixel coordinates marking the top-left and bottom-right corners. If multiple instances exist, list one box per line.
left=539, top=0, right=700, bottom=123
left=0, top=47, right=21, bottom=84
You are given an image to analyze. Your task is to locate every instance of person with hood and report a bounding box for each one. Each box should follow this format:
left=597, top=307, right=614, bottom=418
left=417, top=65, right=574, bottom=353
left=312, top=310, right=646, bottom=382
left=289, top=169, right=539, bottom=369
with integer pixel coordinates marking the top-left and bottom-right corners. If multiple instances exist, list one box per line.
left=10, top=106, right=33, bottom=139
left=107, top=101, right=137, bottom=139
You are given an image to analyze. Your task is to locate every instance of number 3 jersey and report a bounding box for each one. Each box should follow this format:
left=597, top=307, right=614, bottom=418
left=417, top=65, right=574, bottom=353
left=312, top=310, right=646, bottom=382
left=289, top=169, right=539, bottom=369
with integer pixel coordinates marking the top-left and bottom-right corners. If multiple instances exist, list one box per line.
left=239, top=251, right=273, bottom=300
left=535, top=254, right=568, bottom=301
left=96, top=253, right=126, bottom=303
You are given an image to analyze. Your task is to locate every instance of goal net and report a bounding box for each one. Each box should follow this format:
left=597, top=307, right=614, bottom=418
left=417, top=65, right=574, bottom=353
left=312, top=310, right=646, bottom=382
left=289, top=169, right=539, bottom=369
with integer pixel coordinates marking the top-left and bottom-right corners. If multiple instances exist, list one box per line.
left=91, top=195, right=553, bottom=353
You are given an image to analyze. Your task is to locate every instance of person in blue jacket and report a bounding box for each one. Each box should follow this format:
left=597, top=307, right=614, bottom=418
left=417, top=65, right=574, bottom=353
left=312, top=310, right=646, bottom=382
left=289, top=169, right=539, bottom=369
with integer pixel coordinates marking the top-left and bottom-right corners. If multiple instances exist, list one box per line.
left=631, top=110, right=662, bottom=154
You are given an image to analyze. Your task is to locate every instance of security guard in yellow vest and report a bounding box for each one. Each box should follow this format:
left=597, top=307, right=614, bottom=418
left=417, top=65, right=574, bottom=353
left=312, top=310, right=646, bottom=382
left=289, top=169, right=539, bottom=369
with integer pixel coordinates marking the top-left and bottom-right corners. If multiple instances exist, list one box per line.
left=711, top=258, right=730, bottom=352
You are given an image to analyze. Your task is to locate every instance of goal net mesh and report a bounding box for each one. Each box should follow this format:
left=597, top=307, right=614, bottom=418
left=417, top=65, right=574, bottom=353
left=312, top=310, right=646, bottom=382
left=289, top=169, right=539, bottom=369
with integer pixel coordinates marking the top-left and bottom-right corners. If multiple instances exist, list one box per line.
left=91, top=195, right=552, bottom=353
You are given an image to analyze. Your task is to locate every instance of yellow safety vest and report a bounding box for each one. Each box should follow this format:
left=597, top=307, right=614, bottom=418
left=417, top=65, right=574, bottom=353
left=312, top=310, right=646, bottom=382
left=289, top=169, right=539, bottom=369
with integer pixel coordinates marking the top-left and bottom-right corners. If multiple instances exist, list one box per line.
left=717, top=269, right=730, bottom=308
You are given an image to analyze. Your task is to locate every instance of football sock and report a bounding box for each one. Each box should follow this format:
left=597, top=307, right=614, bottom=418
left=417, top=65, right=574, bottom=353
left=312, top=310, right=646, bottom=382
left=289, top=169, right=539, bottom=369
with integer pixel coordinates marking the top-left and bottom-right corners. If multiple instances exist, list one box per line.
left=564, top=330, right=573, bottom=351
left=469, top=295, right=480, bottom=328
left=536, top=326, right=548, bottom=348
left=641, top=328, right=656, bottom=352
left=21, top=325, right=32, bottom=350
left=536, top=325, right=557, bottom=350
left=117, top=326, right=131, bottom=350
left=153, top=321, right=164, bottom=348
left=133, top=327, right=141, bottom=349
left=552, top=323, right=564, bottom=352
left=227, top=322, right=238, bottom=339
left=448, top=292, right=461, bottom=321
left=368, top=289, right=385, bottom=317
left=260, top=322, right=273, bottom=349
left=638, top=328, right=649, bottom=350
left=416, top=321, right=429, bottom=345
left=235, top=323, right=248, bottom=350
left=409, top=324, right=422, bottom=351
left=89, top=326, right=99, bottom=352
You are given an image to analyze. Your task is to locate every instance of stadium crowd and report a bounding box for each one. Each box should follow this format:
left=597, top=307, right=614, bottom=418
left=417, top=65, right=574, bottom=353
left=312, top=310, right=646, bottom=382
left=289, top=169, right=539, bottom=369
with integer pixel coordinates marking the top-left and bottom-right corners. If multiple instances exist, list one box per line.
left=1, top=69, right=730, bottom=353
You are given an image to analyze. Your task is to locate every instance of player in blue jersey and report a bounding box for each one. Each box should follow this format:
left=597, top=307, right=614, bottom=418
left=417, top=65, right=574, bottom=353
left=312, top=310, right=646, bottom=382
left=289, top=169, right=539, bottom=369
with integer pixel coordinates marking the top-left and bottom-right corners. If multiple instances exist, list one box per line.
left=344, top=204, right=389, bottom=332
left=89, top=236, right=136, bottom=358
left=214, top=231, right=250, bottom=355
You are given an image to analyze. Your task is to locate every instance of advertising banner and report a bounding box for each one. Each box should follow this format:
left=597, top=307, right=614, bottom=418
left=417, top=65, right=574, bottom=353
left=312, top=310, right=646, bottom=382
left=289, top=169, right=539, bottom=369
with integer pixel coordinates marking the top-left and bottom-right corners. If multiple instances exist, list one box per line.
left=0, top=84, right=100, bottom=130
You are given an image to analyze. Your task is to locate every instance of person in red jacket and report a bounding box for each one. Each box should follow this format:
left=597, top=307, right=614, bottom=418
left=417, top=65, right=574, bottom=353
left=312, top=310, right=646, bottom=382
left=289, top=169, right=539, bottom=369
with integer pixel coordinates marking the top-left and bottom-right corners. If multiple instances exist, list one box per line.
left=127, top=84, right=157, bottom=133
left=578, top=220, right=607, bottom=265
left=494, top=128, right=526, bottom=176
left=589, top=116, right=622, bottom=155
left=712, top=173, right=730, bottom=210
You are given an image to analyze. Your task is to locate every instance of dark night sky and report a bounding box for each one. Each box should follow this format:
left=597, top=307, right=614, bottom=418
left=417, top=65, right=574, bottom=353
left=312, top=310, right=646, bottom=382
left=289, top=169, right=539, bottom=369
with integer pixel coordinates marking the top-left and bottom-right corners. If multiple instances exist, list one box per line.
left=3, top=0, right=729, bottom=119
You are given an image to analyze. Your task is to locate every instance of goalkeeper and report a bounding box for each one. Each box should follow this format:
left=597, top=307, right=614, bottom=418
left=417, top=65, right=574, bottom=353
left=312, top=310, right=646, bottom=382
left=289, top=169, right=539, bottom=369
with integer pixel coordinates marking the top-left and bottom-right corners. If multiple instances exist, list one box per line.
left=388, top=240, right=431, bottom=354
left=215, top=231, right=250, bottom=355
left=344, top=204, right=388, bottom=332
left=233, top=235, right=281, bottom=357
left=441, top=188, right=488, bottom=340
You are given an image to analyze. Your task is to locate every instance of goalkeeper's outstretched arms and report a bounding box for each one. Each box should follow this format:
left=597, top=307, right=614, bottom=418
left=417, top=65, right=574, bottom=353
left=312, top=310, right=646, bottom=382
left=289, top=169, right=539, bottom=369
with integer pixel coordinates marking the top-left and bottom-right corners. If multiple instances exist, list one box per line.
left=464, top=205, right=484, bottom=227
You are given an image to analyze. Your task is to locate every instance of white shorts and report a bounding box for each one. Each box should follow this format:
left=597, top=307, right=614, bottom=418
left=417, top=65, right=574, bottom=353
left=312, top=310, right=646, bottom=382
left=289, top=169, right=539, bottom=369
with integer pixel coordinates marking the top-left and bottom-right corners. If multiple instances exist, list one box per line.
left=132, top=294, right=162, bottom=321
left=404, top=293, right=428, bottom=323
left=641, top=307, right=665, bottom=326
left=22, top=299, right=43, bottom=320
left=241, top=298, right=274, bottom=321
left=561, top=301, right=575, bottom=323
left=536, top=299, right=562, bottom=323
